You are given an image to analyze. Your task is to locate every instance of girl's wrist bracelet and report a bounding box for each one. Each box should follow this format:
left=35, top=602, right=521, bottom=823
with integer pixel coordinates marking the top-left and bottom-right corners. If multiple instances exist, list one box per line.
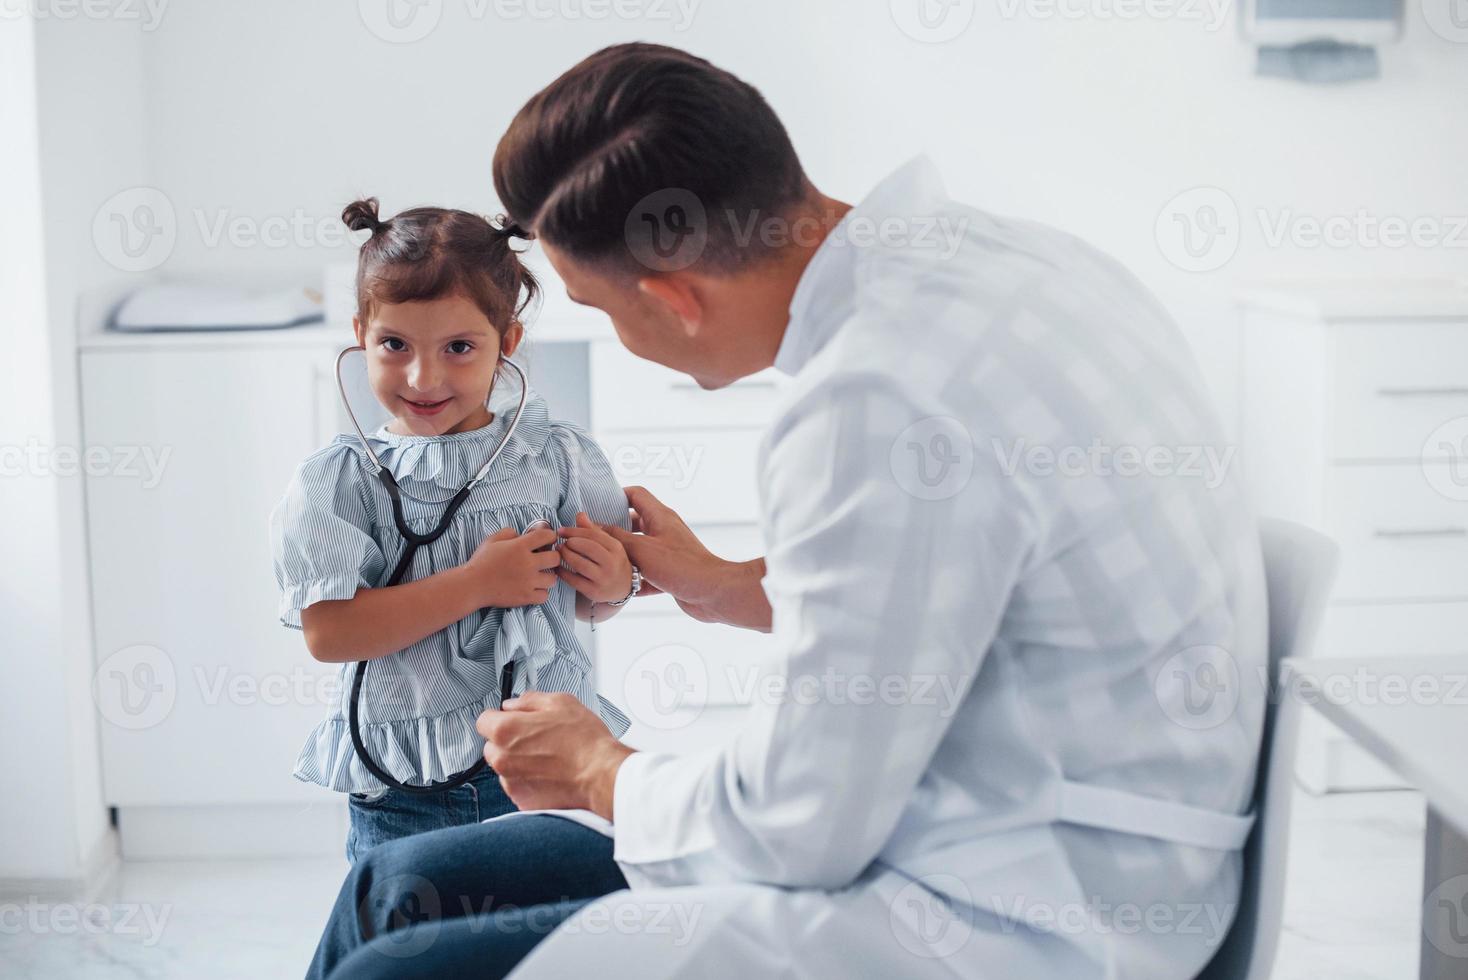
left=603, top=564, right=642, bottom=607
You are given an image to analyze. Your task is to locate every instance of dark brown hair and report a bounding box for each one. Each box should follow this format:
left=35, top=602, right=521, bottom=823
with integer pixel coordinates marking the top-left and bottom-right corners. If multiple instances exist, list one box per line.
left=491, top=43, right=808, bottom=274
left=342, top=197, right=540, bottom=333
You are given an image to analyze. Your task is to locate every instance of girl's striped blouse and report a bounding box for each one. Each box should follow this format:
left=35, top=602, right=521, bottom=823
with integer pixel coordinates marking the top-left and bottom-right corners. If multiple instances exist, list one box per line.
left=270, top=388, right=632, bottom=795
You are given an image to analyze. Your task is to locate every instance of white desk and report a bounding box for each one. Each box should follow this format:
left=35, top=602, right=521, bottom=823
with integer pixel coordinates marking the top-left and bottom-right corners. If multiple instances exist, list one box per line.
left=1282, top=656, right=1468, bottom=980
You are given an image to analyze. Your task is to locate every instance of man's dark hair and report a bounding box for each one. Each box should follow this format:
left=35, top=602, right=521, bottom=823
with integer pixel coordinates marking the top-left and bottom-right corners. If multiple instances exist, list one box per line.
left=492, top=43, right=809, bottom=275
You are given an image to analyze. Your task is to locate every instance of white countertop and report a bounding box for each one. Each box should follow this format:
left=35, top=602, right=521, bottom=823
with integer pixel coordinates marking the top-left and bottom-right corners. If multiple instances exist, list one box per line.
left=1283, top=656, right=1468, bottom=835
left=1237, top=279, right=1468, bottom=320
left=76, top=278, right=616, bottom=352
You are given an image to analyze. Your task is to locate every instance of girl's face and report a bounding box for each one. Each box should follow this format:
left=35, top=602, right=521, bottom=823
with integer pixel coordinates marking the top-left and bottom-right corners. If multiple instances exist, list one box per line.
left=353, top=293, right=523, bottom=437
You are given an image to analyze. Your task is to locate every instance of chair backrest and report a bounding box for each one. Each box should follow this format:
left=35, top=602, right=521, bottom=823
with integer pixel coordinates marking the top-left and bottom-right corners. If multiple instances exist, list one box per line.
left=1195, top=517, right=1339, bottom=980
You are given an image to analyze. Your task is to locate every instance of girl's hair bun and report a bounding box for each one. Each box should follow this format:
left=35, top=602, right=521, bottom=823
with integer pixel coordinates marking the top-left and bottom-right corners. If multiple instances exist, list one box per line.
left=490, top=214, right=533, bottom=245
left=342, top=197, right=384, bottom=234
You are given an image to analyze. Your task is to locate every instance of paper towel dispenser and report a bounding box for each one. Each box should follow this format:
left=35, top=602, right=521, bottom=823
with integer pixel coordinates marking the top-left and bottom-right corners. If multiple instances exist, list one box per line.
left=1243, top=0, right=1403, bottom=43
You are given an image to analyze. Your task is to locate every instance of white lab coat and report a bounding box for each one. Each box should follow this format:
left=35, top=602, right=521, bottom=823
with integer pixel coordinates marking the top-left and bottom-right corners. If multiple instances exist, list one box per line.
left=513, top=157, right=1267, bottom=979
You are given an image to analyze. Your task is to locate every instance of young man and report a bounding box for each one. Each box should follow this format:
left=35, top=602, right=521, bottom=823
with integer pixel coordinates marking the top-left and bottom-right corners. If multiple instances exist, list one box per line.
left=309, top=43, right=1266, bottom=980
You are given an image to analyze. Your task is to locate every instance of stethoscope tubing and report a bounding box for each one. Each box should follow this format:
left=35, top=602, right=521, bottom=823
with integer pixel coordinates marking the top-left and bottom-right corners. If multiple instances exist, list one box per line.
left=335, top=347, right=530, bottom=796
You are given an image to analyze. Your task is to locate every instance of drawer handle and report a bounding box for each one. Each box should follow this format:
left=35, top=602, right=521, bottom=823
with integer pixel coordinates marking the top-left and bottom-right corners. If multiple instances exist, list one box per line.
left=1374, top=527, right=1468, bottom=539
left=1376, top=387, right=1468, bottom=398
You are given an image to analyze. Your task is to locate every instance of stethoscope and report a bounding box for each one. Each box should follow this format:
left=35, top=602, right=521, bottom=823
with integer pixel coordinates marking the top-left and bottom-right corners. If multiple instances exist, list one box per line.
left=334, top=345, right=546, bottom=795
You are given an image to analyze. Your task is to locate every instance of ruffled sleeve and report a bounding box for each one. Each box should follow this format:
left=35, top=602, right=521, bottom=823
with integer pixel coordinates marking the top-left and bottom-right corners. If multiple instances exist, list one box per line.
left=549, top=421, right=633, bottom=533
left=269, top=440, right=387, bottom=629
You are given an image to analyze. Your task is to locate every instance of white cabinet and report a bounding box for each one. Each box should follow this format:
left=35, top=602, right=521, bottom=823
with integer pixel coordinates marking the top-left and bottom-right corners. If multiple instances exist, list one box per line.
left=82, top=341, right=344, bottom=806
left=76, top=320, right=776, bottom=843
left=588, top=341, right=785, bottom=753
left=1239, top=284, right=1468, bottom=793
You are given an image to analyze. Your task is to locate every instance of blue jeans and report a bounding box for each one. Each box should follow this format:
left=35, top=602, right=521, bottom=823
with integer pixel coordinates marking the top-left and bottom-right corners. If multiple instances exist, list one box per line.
left=344, top=765, right=518, bottom=865
left=307, top=814, right=629, bottom=980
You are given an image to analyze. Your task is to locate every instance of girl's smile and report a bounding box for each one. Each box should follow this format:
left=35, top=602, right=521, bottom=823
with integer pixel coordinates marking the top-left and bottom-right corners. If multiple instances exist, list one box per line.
left=353, top=293, right=524, bottom=437
left=401, top=395, right=453, bottom=417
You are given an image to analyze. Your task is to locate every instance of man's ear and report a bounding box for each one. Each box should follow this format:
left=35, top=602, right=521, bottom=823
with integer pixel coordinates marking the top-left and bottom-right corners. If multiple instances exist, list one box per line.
left=352, top=315, right=366, bottom=348
left=500, top=320, right=525, bottom=357
left=637, top=275, right=704, bottom=337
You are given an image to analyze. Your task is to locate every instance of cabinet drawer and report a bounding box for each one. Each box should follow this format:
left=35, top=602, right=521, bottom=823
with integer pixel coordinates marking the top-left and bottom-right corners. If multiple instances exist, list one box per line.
left=591, top=341, right=784, bottom=432
left=596, top=612, right=777, bottom=714
left=605, top=522, right=766, bottom=617
left=601, top=429, right=764, bottom=524
left=1331, top=320, right=1468, bottom=461
left=1326, top=464, right=1468, bottom=601
left=1317, top=601, right=1468, bottom=659
left=622, top=704, right=753, bottom=754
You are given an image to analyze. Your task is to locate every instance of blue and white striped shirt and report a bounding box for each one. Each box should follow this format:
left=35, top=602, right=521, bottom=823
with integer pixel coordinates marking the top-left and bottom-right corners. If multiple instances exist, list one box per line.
left=270, top=387, right=631, bottom=794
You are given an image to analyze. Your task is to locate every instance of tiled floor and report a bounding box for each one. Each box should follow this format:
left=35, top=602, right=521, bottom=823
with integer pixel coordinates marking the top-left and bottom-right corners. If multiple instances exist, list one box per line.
left=0, top=788, right=1430, bottom=979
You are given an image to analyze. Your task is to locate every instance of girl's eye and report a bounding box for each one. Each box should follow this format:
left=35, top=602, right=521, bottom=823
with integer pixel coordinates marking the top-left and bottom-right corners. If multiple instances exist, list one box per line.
left=446, top=341, right=474, bottom=355
left=380, top=337, right=407, bottom=353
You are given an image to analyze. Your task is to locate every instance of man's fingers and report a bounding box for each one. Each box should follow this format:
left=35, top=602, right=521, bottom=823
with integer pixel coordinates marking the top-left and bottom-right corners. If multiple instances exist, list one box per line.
left=603, top=524, right=633, bottom=544
left=622, top=485, right=669, bottom=522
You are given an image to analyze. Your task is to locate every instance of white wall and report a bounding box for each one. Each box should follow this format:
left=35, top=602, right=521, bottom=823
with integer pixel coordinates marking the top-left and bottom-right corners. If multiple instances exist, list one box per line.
left=14, top=0, right=1465, bottom=876
left=122, top=1, right=1468, bottom=291
left=0, top=10, right=150, bottom=883
left=0, top=13, right=79, bottom=883
left=33, top=9, right=154, bottom=882
left=105, top=0, right=1467, bottom=430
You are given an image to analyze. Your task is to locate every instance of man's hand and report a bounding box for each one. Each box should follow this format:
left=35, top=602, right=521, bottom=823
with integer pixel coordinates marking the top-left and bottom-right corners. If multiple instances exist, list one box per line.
left=598, top=486, right=727, bottom=620
left=475, top=692, right=634, bottom=820
left=601, top=485, right=774, bottom=631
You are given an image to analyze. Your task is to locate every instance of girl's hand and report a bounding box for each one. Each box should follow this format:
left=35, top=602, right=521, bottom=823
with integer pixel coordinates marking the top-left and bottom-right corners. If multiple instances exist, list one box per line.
left=555, top=512, right=633, bottom=603
left=466, top=526, right=561, bottom=607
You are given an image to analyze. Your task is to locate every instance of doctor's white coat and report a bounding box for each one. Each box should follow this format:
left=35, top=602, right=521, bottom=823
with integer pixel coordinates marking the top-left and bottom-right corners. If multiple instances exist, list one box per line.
left=515, top=157, right=1267, bottom=980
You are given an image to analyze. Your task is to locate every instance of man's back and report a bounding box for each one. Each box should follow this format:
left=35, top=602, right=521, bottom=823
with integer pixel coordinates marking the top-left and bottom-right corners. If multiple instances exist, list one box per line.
left=762, top=158, right=1267, bottom=977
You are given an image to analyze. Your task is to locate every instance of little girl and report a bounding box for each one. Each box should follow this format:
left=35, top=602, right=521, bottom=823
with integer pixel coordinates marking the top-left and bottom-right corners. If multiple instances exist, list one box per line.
left=271, top=198, right=638, bottom=865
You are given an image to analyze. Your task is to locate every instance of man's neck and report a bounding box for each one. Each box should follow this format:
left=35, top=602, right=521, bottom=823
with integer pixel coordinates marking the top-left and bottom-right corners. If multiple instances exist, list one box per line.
left=747, top=194, right=853, bottom=371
